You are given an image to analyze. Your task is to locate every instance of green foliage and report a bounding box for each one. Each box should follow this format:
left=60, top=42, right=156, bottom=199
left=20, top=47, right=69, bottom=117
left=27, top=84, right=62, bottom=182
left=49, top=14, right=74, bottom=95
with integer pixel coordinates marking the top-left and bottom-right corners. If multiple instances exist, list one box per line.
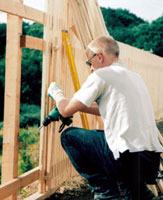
left=130, top=17, right=163, bottom=56
left=23, top=22, right=43, bottom=38
left=19, top=149, right=34, bottom=174
left=0, top=57, right=5, bottom=121
left=0, top=127, right=40, bottom=181
left=101, top=8, right=145, bottom=29
left=101, top=7, right=163, bottom=57
left=21, top=49, right=42, bottom=105
left=157, top=121, right=163, bottom=133
left=0, top=23, right=6, bottom=57
left=21, top=23, right=43, bottom=106
left=20, top=104, right=40, bottom=128
left=19, top=127, right=40, bottom=175
left=148, top=17, right=163, bottom=56
left=19, top=188, right=28, bottom=198
left=19, top=126, right=40, bottom=146
left=0, top=122, right=3, bottom=130
left=0, top=134, right=2, bottom=150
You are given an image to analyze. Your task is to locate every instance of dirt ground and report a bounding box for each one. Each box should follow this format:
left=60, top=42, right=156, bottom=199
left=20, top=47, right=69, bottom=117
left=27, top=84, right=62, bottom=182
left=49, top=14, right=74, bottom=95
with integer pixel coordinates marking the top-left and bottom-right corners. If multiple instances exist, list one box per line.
left=45, top=175, right=163, bottom=200
left=46, top=175, right=93, bottom=200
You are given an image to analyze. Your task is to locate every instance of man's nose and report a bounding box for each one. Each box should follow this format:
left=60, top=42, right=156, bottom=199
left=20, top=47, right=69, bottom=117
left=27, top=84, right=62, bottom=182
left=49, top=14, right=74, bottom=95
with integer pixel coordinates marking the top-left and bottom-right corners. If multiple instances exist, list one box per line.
left=90, top=67, right=94, bottom=73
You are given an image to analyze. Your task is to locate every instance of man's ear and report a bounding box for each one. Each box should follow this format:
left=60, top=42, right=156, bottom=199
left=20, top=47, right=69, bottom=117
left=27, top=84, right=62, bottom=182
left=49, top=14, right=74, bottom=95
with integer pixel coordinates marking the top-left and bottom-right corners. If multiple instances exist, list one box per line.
left=97, top=53, right=104, bottom=63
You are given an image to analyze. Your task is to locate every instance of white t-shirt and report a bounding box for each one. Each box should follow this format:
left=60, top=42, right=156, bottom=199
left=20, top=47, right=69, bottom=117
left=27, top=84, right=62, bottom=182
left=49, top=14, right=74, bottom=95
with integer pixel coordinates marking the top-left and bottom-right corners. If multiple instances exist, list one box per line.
left=74, top=62, right=163, bottom=159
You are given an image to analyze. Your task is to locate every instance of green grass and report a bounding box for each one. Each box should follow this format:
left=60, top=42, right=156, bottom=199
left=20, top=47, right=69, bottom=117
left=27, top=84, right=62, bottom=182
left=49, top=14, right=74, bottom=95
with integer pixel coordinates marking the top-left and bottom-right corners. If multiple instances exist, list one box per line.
left=0, top=126, right=40, bottom=183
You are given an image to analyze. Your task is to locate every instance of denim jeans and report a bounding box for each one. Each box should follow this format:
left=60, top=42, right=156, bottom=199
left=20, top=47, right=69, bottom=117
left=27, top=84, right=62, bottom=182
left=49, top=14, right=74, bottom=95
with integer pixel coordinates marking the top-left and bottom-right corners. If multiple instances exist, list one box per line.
left=61, top=127, right=122, bottom=199
left=119, top=150, right=160, bottom=200
left=60, top=127, right=160, bottom=200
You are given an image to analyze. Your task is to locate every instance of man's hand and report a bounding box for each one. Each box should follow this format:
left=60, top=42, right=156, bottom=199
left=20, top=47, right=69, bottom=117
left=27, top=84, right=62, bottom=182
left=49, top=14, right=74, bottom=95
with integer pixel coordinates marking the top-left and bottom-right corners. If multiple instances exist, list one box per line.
left=48, top=82, right=65, bottom=103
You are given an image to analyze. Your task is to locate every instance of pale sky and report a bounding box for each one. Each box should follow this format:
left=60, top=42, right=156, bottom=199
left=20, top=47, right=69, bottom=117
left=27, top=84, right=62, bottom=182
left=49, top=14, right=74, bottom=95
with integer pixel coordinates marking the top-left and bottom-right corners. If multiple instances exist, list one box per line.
left=98, top=0, right=163, bottom=22
left=0, top=0, right=163, bottom=23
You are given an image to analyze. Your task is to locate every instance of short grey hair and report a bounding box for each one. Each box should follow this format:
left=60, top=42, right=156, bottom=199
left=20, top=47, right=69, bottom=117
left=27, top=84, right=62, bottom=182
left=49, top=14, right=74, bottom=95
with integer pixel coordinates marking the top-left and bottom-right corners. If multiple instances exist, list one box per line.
left=87, top=36, right=119, bottom=57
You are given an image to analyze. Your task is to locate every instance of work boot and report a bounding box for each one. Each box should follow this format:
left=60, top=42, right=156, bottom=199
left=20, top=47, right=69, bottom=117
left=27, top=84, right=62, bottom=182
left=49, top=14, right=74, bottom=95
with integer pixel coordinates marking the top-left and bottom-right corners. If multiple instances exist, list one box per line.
left=130, top=184, right=155, bottom=200
left=118, top=181, right=132, bottom=200
left=121, top=188, right=132, bottom=200
left=142, top=185, right=155, bottom=200
left=94, top=188, right=121, bottom=200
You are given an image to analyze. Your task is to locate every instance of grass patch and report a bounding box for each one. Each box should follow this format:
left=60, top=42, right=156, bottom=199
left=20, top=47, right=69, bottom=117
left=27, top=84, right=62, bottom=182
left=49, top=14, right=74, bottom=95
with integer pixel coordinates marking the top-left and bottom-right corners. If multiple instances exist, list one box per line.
left=0, top=126, right=40, bottom=184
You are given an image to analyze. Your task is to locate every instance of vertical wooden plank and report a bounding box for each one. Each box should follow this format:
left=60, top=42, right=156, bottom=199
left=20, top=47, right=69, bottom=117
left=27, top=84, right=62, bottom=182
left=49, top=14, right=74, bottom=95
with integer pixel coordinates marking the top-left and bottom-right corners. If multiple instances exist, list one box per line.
left=39, top=0, right=52, bottom=193
left=1, top=1, right=23, bottom=200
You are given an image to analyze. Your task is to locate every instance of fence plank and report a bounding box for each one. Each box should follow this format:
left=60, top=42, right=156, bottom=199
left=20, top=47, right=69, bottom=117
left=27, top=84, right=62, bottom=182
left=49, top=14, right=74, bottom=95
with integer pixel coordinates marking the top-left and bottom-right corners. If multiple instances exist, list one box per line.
left=20, top=35, right=44, bottom=51
left=0, top=0, right=44, bottom=24
left=1, top=2, right=23, bottom=198
left=0, top=167, right=40, bottom=200
left=25, top=187, right=59, bottom=200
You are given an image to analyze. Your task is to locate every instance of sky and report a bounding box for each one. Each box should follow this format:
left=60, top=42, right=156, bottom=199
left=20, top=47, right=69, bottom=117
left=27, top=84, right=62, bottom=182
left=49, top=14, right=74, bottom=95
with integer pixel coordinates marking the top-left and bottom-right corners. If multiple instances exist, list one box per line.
left=0, top=0, right=163, bottom=23
left=98, top=0, right=163, bottom=22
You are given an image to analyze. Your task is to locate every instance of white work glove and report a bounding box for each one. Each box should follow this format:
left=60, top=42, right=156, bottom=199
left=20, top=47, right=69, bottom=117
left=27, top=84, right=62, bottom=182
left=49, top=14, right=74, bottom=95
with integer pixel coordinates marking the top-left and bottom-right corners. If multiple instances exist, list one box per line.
left=48, top=82, right=65, bottom=104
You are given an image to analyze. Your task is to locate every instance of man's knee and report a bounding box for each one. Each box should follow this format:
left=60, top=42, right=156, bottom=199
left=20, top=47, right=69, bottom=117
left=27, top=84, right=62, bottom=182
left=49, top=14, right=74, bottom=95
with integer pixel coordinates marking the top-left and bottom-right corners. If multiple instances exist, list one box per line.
left=60, top=127, right=78, bottom=147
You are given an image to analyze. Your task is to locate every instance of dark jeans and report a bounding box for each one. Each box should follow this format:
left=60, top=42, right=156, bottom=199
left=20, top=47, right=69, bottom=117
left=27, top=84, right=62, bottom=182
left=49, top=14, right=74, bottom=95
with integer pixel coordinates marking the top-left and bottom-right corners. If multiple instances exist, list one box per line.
left=119, top=150, right=160, bottom=200
left=60, top=127, right=160, bottom=200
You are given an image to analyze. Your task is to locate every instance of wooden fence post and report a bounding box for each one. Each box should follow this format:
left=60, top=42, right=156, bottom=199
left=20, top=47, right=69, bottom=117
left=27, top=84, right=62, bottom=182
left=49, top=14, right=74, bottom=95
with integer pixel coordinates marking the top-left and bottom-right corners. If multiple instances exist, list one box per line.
left=2, top=0, right=23, bottom=199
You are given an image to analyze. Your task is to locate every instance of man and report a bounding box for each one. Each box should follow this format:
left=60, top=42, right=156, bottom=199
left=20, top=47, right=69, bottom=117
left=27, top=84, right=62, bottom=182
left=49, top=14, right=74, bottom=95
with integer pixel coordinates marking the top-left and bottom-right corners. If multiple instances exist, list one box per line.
left=48, top=36, right=163, bottom=200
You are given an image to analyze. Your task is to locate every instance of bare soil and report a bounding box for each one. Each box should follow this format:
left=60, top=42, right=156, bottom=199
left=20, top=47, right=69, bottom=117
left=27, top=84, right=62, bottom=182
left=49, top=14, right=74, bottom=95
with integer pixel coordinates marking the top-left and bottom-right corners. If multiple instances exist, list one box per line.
left=46, top=175, right=93, bottom=200
left=45, top=175, right=163, bottom=200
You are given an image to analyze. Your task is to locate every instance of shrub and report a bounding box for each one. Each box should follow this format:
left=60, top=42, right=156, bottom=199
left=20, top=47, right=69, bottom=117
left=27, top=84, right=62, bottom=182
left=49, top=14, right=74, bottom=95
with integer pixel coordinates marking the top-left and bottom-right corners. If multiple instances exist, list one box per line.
left=19, top=127, right=40, bottom=174
left=19, top=149, right=34, bottom=174
left=156, top=121, right=163, bottom=133
left=0, top=121, right=3, bottom=130
left=20, top=104, right=40, bottom=128
left=0, top=159, right=1, bottom=184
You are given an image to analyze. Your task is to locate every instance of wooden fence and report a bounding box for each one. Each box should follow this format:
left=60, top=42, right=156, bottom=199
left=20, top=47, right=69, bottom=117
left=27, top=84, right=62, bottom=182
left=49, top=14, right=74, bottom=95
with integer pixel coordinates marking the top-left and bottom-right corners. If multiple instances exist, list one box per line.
left=0, top=0, right=162, bottom=200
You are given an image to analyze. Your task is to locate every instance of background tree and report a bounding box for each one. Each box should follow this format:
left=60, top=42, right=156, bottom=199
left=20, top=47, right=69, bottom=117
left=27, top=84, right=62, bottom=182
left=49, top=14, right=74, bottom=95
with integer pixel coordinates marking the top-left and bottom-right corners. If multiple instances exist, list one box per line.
left=148, top=17, right=163, bottom=56
left=101, top=7, right=163, bottom=57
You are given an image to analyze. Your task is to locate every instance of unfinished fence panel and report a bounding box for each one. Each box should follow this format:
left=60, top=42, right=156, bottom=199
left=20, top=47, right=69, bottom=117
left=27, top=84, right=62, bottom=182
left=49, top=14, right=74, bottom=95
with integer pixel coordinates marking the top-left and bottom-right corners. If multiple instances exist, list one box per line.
left=39, top=0, right=71, bottom=194
left=119, top=42, right=163, bottom=120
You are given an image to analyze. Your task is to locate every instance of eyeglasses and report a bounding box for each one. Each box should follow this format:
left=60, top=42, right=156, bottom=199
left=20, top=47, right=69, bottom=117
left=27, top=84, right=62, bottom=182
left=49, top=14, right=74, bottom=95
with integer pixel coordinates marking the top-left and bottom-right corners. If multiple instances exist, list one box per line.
left=86, top=54, right=97, bottom=67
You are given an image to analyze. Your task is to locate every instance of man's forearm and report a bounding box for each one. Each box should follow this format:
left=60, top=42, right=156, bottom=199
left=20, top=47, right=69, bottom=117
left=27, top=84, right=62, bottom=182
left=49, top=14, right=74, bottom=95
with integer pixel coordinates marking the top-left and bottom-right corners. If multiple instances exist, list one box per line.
left=57, top=98, right=100, bottom=117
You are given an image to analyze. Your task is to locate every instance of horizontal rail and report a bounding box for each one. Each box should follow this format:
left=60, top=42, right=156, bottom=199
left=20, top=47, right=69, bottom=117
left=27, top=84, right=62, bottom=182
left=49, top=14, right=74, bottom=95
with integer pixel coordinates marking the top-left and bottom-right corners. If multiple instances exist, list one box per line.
left=0, top=167, right=40, bottom=200
left=0, top=0, right=44, bottom=24
left=20, top=35, right=44, bottom=51
left=25, top=187, right=60, bottom=200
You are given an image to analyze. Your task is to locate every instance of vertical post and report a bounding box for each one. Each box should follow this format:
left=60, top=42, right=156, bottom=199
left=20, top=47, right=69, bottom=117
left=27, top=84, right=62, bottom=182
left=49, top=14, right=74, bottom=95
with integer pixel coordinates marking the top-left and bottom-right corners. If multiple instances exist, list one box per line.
left=39, top=0, right=52, bottom=193
left=39, top=0, right=69, bottom=193
left=1, top=1, right=23, bottom=200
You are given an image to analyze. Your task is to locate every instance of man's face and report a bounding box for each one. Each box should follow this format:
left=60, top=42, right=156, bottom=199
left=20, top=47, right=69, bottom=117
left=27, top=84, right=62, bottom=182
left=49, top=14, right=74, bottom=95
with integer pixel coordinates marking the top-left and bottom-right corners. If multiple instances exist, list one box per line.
left=86, top=50, right=102, bottom=73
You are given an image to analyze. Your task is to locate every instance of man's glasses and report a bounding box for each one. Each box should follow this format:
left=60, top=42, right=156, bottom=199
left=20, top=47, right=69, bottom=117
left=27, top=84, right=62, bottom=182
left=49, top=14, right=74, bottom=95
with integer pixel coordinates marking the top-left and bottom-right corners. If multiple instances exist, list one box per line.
left=86, top=54, right=97, bottom=67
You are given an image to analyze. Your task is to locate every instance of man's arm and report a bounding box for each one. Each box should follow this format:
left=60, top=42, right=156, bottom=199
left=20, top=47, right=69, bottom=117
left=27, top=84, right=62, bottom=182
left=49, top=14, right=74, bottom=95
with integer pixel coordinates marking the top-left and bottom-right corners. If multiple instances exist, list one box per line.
left=57, top=97, right=100, bottom=118
left=47, top=82, right=100, bottom=117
